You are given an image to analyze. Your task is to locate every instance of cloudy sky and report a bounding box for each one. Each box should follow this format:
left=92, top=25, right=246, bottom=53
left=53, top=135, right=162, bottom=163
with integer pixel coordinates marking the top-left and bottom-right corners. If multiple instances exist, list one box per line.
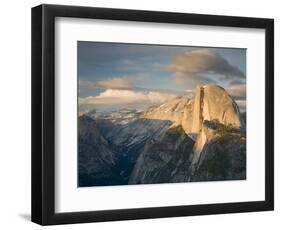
left=78, top=42, right=246, bottom=112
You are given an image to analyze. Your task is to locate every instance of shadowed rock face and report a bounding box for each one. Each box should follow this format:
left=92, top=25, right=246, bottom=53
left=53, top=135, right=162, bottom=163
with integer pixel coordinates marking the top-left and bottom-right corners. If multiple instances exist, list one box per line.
left=79, top=115, right=174, bottom=186
left=78, top=115, right=115, bottom=186
left=190, top=135, right=246, bottom=181
left=78, top=84, right=246, bottom=186
left=129, top=121, right=246, bottom=184
left=129, top=125, right=194, bottom=184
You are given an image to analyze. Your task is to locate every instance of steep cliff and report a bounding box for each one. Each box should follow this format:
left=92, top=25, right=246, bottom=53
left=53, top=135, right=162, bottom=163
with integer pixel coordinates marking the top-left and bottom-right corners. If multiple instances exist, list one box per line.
left=141, top=97, right=194, bottom=134
left=129, top=125, right=194, bottom=184
left=78, top=115, right=115, bottom=186
left=191, top=85, right=243, bottom=164
left=190, top=128, right=246, bottom=181
left=79, top=84, right=246, bottom=186
left=192, top=85, right=242, bottom=133
left=130, top=84, right=245, bottom=184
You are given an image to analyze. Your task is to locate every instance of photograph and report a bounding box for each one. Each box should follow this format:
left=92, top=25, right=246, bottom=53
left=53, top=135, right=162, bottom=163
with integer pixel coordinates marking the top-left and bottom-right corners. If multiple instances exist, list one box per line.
left=30, top=3, right=274, bottom=226
left=77, top=42, right=247, bottom=187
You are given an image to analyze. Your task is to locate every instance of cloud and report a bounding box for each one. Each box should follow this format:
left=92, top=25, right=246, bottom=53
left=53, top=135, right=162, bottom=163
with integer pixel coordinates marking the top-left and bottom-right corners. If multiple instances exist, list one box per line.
left=171, top=72, right=214, bottom=88
left=79, top=89, right=178, bottom=110
left=166, top=49, right=245, bottom=88
left=225, top=84, right=246, bottom=100
left=235, top=100, right=246, bottom=112
left=224, top=84, right=246, bottom=111
left=79, top=77, right=133, bottom=90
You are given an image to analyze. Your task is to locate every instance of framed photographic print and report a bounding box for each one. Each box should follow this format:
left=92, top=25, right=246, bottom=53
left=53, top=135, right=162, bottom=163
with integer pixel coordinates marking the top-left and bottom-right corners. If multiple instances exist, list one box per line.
left=31, top=4, right=274, bottom=225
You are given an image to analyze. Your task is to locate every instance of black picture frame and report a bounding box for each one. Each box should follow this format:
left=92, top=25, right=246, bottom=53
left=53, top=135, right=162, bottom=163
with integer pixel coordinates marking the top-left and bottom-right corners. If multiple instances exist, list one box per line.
left=31, top=4, right=274, bottom=225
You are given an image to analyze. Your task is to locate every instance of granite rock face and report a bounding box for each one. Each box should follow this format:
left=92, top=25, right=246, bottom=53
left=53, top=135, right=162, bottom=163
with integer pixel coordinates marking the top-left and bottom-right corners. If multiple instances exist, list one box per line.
left=141, top=97, right=194, bottom=134
left=129, top=85, right=246, bottom=184
left=78, top=84, right=246, bottom=186
left=192, top=85, right=242, bottom=133
left=191, top=85, right=244, bottom=165
left=190, top=134, right=246, bottom=181
left=129, top=125, right=194, bottom=184
left=78, top=115, right=115, bottom=186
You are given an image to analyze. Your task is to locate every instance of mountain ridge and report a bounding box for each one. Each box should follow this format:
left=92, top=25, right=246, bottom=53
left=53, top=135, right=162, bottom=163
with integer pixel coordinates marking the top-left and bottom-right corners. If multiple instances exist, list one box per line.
left=79, top=84, right=246, bottom=186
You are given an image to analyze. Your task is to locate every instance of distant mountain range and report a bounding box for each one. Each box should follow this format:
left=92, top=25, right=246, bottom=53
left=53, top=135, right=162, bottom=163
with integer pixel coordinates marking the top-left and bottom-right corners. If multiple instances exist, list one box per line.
left=78, top=84, right=246, bottom=187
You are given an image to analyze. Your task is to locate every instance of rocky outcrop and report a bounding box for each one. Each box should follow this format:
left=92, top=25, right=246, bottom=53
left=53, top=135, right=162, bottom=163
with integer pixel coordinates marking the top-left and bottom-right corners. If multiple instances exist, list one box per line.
left=80, top=115, right=174, bottom=186
left=129, top=85, right=245, bottom=184
left=79, top=84, right=246, bottom=186
left=192, top=85, right=242, bottom=133
left=141, top=85, right=243, bottom=137
left=78, top=115, right=115, bottom=186
left=129, top=125, right=194, bottom=184
left=129, top=121, right=246, bottom=184
left=190, top=85, right=243, bottom=166
left=191, top=122, right=217, bottom=166
left=138, top=84, right=244, bottom=166
left=190, top=134, right=246, bottom=181
left=191, top=85, right=204, bottom=133
left=141, top=97, right=194, bottom=134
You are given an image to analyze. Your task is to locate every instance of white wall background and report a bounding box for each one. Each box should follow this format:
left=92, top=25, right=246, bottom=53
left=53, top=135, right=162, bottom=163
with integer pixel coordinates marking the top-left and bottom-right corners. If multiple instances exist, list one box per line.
left=0, top=0, right=279, bottom=229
